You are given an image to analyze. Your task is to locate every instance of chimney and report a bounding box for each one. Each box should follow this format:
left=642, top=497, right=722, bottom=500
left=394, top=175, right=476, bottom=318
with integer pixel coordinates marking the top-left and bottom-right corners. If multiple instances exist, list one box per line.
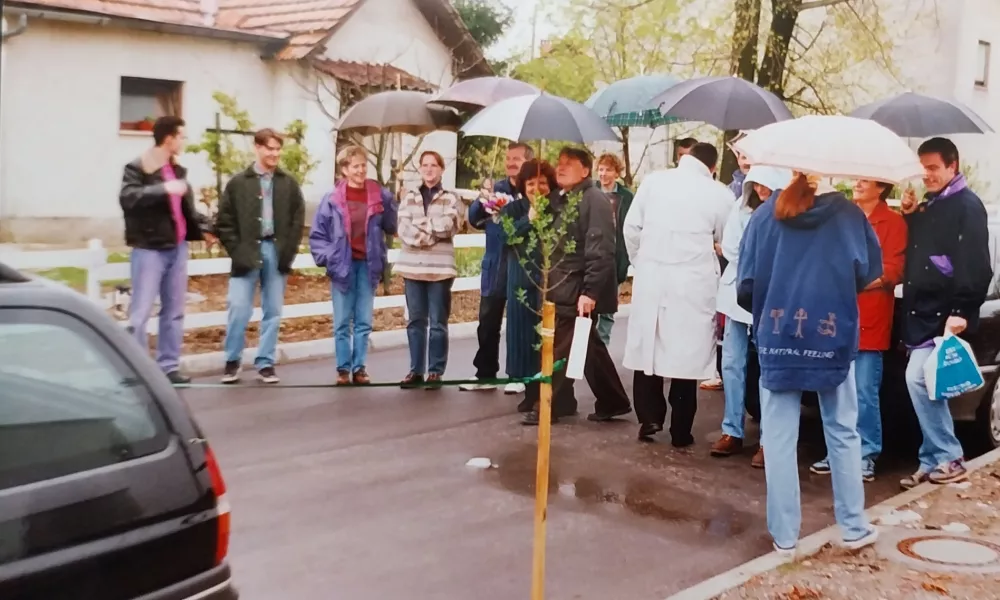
left=200, top=0, right=217, bottom=27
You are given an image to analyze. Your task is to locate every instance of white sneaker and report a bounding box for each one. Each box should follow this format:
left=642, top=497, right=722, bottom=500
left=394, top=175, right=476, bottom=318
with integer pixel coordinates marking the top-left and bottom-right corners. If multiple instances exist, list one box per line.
left=504, top=382, right=526, bottom=395
left=772, top=543, right=797, bottom=559
left=842, top=527, right=878, bottom=551
left=459, top=379, right=497, bottom=391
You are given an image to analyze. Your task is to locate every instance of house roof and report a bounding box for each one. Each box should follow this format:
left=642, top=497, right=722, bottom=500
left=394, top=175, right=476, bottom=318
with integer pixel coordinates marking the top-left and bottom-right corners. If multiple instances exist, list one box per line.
left=6, top=0, right=491, bottom=76
left=312, top=59, right=436, bottom=92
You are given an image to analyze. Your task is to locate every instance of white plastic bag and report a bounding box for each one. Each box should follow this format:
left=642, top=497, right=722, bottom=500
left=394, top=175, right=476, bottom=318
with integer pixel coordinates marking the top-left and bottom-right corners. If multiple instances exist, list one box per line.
left=565, top=316, right=592, bottom=380
left=923, top=331, right=984, bottom=401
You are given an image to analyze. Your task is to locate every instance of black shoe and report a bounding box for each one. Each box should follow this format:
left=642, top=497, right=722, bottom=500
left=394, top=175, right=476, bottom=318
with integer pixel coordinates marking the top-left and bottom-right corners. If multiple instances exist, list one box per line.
left=638, top=423, right=663, bottom=442
left=587, top=406, right=632, bottom=422
left=221, top=361, right=241, bottom=384
left=167, top=371, right=191, bottom=385
left=671, top=434, right=695, bottom=448
left=401, top=372, right=424, bottom=389
left=257, top=366, right=280, bottom=384
left=517, top=397, right=534, bottom=413
left=521, top=410, right=560, bottom=426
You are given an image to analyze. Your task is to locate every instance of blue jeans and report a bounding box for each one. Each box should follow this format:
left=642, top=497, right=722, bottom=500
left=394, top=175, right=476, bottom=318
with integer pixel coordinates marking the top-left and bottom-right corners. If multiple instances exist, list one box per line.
left=596, top=313, right=614, bottom=346
left=128, top=243, right=188, bottom=373
left=404, top=278, right=453, bottom=375
left=332, top=259, right=375, bottom=373
left=856, top=351, right=884, bottom=461
left=223, top=240, right=286, bottom=369
left=906, top=345, right=965, bottom=471
left=761, top=362, right=870, bottom=549
left=721, top=319, right=758, bottom=439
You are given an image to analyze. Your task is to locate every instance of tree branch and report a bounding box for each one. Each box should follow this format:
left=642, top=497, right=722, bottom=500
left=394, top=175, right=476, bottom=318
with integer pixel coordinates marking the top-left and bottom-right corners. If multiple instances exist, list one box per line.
left=800, top=0, right=849, bottom=9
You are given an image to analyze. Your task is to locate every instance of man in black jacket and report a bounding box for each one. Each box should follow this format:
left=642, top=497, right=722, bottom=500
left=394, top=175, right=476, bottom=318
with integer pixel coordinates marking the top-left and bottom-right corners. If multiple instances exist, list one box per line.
left=119, top=116, right=206, bottom=384
left=522, top=147, right=632, bottom=426
left=216, top=129, right=306, bottom=385
left=898, top=137, right=993, bottom=489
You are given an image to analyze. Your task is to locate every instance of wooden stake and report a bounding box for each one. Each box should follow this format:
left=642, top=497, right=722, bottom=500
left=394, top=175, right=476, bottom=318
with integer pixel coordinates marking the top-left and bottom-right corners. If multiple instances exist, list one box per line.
left=531, top=300, right=556, bottom=600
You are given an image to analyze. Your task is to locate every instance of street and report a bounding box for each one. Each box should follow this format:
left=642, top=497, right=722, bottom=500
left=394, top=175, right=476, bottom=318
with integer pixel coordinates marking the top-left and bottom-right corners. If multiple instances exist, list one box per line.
left=182, top=320, right=916, bottom=600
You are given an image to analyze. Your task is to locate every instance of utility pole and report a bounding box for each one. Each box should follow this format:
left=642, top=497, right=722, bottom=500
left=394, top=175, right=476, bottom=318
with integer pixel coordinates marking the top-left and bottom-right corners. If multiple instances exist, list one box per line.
left=530, top=0, right=540, bottom=60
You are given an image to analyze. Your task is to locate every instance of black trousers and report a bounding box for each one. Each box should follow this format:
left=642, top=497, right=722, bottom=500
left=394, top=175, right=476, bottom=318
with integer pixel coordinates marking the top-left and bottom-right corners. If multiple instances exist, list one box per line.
left=545, top=312, right=631, bottom=416
left=473, top=294, right=506, bottom=379
left=633, top=372, right=697, bottom=445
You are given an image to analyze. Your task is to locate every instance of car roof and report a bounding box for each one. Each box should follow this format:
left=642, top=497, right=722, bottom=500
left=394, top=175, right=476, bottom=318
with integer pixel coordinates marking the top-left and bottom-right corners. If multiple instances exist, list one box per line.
left=0, top=262, right=120, bottom=336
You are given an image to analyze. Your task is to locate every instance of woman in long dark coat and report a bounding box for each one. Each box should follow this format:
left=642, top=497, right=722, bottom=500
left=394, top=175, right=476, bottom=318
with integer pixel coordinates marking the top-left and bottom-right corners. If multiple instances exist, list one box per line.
left=501, top=159, right=567, bottom=413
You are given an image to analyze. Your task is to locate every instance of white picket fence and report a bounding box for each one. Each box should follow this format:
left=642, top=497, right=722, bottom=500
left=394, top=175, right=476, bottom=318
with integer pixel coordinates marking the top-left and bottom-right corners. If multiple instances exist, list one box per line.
left=0, top=234, right=487, bottom=335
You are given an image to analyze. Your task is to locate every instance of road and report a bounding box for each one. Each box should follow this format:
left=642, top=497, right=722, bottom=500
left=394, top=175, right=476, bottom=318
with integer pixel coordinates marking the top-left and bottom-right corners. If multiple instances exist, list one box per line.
left=182, top=320, right=918, bottom=600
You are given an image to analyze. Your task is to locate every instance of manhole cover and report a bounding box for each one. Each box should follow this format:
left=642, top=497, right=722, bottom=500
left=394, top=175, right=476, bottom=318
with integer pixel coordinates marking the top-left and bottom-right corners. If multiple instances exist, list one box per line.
left=876, top=529, right=1000, bottom=574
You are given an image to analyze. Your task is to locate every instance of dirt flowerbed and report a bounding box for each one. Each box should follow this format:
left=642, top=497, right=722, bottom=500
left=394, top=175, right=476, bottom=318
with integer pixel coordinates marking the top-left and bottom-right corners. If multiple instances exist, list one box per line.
left=155, top=274, right=633, bottom=355
left=716, top=462, right=1000, bottom=600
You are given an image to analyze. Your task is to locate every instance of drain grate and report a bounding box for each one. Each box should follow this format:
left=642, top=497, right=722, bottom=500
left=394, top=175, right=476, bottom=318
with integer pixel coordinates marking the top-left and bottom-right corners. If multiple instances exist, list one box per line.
left=877, top=529, right=1000, bottom=574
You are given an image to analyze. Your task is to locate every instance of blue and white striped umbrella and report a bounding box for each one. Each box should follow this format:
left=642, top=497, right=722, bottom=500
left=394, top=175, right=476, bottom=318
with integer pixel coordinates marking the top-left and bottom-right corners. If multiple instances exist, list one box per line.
left=460, top=92, right=620, bottom=143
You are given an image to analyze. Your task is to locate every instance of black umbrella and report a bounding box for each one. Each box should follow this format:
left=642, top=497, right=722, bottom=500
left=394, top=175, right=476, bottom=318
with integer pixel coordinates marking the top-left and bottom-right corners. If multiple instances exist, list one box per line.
left=849, top=92, right=993, bottom=137
left=647, top=75, right=792, bottom=130
left=337, top=90, right=461, bottom=136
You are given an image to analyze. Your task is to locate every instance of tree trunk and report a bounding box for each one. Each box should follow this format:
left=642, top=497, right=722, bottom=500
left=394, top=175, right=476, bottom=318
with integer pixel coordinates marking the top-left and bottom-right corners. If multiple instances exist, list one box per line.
left=757, top=0, right=801, bottom=95
left=721, top=0, right=762, bottom=184
left=621, top=127, right=633, bottom=187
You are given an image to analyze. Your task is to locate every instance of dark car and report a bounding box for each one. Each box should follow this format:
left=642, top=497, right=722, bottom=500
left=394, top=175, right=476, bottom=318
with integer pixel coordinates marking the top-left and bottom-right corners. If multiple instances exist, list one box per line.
left=745, top=220, right=1000, bottom=452
left=0, top=262, right=236, bottom=600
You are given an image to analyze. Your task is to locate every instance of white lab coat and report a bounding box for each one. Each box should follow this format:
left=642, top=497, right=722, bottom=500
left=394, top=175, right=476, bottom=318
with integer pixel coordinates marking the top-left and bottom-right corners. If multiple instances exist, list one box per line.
left=622, top=155, right=734, bottom=379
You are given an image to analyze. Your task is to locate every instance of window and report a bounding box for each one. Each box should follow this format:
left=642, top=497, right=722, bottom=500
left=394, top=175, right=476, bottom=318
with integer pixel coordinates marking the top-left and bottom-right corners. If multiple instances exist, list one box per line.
left=0, top=310, right=169, bottom=490
left=976, top=41, right=991, bottom=88
left=119, top=76, right=183, bottom=132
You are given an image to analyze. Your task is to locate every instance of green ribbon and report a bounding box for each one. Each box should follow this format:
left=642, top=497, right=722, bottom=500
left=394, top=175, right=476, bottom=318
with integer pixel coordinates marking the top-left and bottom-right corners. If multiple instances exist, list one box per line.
left=173, top=359, right=567, bottom=390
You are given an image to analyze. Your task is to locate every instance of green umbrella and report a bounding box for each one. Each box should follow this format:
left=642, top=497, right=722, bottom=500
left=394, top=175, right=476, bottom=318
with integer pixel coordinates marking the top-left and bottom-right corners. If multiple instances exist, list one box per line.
left=584, top=74, right=684, bottom=126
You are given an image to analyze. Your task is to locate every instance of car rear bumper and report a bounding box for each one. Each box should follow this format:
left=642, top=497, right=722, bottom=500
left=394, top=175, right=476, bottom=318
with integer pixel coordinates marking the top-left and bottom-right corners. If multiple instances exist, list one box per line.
left=134, top=563, right=237, bottom=600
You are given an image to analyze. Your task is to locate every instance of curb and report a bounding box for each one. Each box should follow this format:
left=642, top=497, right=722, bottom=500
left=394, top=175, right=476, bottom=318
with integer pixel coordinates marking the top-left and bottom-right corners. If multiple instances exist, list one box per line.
left=178, top=306, right=633, bottom=376
left=665, top=445, right=1000, bottom=600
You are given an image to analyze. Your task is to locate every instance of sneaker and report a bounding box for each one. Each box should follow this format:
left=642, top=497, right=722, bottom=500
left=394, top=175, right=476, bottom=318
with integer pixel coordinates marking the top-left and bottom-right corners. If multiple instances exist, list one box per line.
left=900, top=469, right=930, bottom=490
left=336, top=370, right=351, bottom=386
left=257, top=367, right=280, bottom=384
left=700, top=377, right=723, bottom=391
left=220, top=361, right=241, bottom=384
left=710, top=434, right=743, bottom=457
left=842, top=527, right=879, bottom=551
left=167, top=371, right=191, bottom=385
left=352, top=369, right=371, bottom=385
left=862, top=458, right=876, bottom=483
left=810, top=457, right=831, bottom=475
left=751, top=446, right=765, bottom=469
left=459, top=378, right=497, bottom=391
left=505, top=383, right=526, bottom=395
left=772, top=543, right=797, bottom=559
left=928, top=459, right=968, bottom=485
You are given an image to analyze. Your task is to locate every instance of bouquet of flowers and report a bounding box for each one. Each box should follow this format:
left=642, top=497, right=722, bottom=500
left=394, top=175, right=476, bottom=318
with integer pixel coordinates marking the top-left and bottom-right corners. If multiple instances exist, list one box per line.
left=479, top=191, right=515, bottom=222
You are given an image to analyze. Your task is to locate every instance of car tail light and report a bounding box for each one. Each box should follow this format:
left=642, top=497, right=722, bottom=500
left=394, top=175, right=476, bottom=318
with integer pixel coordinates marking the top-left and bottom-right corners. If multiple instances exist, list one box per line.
left=204, top=446, right=230, bottom=565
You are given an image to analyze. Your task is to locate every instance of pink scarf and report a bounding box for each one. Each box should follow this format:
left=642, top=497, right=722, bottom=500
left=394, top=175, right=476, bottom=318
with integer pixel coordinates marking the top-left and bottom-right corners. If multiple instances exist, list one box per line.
left=161, top=163, right=187, bottom=243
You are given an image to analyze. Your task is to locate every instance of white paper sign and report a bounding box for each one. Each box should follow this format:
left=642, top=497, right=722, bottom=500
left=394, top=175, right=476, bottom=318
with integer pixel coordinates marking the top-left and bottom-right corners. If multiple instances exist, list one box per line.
left=565, top=316, right=592, bottom=380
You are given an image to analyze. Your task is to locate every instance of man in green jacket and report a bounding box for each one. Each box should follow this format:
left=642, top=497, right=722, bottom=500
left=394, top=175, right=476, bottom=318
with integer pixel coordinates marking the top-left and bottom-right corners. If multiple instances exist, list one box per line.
left=595, top=152, right=634, bottom=346
left=216, top=128, right=305, bottom=384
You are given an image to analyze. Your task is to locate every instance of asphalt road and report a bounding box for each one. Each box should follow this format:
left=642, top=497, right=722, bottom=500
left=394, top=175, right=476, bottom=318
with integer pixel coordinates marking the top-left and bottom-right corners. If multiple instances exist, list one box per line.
left=182, top=320, right=919, bottom=600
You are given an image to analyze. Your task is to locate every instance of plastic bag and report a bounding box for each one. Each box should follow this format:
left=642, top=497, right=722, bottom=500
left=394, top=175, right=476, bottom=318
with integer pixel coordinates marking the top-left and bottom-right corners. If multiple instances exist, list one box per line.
left=565, top=316, right=592, bottom=380
left=923, top=332, right=984, bottom=401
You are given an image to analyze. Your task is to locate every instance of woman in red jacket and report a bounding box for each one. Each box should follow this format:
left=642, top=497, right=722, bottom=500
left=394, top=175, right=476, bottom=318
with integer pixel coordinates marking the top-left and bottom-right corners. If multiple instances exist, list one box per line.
left=810, top=179, right=907, bottom=482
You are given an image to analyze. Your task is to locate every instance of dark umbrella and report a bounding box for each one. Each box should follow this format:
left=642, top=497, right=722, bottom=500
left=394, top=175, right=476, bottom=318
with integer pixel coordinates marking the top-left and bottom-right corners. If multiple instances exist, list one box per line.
left=461, top=92, right=620, bottom=143
left=428, top=76, right=540, bottom=111
left=337, top=90, right=461, bottom=136
left=648, top=75, right=792, bottom=130
left=585, top=74, right=683, bottom=127
left=849, top=91, right=993, bottom=137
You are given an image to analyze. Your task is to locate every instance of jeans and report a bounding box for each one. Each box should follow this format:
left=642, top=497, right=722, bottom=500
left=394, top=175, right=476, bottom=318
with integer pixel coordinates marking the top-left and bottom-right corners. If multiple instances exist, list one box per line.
left=906, top=345, right=965, bottom=471
left=761, top=362, right=870, bottom=549
left=404, top=278, right=453, bottom=375
left=596, top=313, right=614, bottom=346
left=332, top=259, right=375, bottom=373
left=721, top=318, right=755, bottom=439
left=223, top=240, right=286, bottom=369
left=856, top=351, right=884, bottom=462
left=128, top=243, right=188, bottom=373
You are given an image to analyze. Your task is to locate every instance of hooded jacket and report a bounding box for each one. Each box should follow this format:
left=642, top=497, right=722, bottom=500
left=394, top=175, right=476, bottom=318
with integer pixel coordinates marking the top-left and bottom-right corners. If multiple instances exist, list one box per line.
left=717, top=166, right=792, bottom=323
left=736, top=189, right=883, bottom=392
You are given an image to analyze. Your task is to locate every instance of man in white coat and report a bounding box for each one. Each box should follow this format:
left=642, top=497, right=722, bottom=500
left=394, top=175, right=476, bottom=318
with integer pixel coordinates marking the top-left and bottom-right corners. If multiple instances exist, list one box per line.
left=623, top=143, right=734, bottom=445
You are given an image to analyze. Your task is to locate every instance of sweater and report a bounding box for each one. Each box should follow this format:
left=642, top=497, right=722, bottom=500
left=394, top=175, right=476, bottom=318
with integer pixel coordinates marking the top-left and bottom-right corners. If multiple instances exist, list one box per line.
left=395, top=184, right=461, bottom=282
left=736, top=191, right=883, bottom=392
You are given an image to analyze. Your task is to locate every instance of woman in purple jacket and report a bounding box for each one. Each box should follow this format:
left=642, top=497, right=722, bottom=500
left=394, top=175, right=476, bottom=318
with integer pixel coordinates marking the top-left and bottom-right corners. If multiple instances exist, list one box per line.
left=309, top=145, right=397, bottom=385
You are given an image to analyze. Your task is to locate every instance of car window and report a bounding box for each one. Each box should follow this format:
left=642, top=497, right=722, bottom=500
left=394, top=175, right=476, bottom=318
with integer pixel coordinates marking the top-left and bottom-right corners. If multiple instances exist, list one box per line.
left=0, top=309, right=169, bottom=490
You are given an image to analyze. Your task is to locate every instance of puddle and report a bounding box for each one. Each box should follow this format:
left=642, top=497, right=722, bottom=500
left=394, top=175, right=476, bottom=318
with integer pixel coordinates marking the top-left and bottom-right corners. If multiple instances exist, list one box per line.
left=488, top=445, right=751, bottom=538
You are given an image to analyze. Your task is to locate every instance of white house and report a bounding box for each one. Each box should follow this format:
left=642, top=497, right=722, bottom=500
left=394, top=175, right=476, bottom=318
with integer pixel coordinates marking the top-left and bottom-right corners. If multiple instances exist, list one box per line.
left=0, top=0, right=490, bottom=244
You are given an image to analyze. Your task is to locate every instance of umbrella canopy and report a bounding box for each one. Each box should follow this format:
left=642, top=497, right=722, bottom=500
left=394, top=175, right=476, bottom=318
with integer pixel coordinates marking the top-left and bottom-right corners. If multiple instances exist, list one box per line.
left=731, top=115, right=923, bottom=185
left=461, top=92, right=620, bottom=143
left=849, top=91, right=994, bottom=137
left=337, top=90, right=461, bottom=136
left=584, top=74, right=683, bottom=127
left=648, top=75, right=793, bottom=130
left=428, top=76, right=540, bottom=111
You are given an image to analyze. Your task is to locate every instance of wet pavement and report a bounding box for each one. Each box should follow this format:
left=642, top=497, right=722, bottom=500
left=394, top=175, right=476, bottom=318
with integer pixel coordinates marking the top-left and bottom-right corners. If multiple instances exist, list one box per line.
left=181, top=320, right=921, bottom=600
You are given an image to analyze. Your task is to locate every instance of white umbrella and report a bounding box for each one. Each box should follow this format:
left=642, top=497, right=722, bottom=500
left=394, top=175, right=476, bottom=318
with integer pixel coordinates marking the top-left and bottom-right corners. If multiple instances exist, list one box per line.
left=461, top=92, right=620, bottom=143
left=731, top=115, right=923, bottom=185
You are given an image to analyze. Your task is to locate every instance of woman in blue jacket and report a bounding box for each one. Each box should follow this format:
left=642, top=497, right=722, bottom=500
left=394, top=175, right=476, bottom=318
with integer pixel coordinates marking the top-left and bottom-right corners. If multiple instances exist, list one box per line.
left=309, top=145, right=397, bottom=385
left=737, top=172, right=882, bottom=556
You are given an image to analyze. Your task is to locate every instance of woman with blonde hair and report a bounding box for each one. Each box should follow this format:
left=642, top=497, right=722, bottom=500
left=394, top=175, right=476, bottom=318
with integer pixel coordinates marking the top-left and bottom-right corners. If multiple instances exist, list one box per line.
left=309, top=145, right=397, bottom=385
left=736, top=171, right=882, bottom=556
